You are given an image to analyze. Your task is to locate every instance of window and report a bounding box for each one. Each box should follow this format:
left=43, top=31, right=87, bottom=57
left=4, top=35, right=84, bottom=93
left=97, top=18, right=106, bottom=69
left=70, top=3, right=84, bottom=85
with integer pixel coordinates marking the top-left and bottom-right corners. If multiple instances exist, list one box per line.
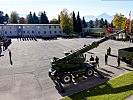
left=38, top=31, right=40, bottom=34
left=60, top=31, right=62, bottom=33
left=10, top=27, right=11, bottom=29
left=49, top=31, right=51, bottom=34
left=23, top=31, right=25, bottom=33
left=5, top=31, right=7, bottom=34
left=44, top=31, right=46, bottom=34
left=32, top=31, right=34, bottom=33
left=49, top=26, right=51, bottom=28
left=54, top=26, right=56, bottom=28
left=27, top=31, right=29, bottom=33
left=10, top=31, right=12, bottom=34
left=55, top=31, right=56, bottom=33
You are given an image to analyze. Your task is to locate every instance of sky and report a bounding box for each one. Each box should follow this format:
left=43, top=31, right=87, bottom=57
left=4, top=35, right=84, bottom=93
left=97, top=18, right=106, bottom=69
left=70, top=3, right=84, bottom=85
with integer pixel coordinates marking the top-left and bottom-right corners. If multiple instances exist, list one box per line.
left=0, top=0, right=133, bottom=20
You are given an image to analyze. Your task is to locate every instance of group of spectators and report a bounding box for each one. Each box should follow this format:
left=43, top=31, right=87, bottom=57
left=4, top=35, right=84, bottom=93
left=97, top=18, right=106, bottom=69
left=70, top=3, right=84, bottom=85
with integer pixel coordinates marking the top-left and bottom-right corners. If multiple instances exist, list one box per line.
left=89, top=47, right=121, bottom=68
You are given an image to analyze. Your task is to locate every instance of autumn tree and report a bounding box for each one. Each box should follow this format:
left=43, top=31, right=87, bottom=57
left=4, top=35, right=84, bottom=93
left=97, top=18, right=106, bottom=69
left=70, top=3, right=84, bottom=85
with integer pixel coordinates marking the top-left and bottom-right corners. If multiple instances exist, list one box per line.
left=112, top=13, right=127, bottom=29
left=19, top=17, right=26, bottom=24
left=60, top=9, right=73, bottom=34
left=9, top=11, right=19, bottom=24
left=49, top=18, right=59, bottom=24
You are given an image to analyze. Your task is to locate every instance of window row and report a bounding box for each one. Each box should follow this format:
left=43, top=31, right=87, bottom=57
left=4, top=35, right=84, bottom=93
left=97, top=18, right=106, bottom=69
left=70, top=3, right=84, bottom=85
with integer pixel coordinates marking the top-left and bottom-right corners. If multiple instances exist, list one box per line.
left=3, top=31, right=62, bottom=34
left=0, top=26, right=58, bottom=29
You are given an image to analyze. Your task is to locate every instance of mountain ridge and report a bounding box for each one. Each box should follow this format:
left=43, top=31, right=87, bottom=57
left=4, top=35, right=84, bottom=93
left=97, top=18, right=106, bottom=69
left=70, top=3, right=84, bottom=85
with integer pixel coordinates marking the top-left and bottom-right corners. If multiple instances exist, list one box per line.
left=84, top=13, right=114, bottom=22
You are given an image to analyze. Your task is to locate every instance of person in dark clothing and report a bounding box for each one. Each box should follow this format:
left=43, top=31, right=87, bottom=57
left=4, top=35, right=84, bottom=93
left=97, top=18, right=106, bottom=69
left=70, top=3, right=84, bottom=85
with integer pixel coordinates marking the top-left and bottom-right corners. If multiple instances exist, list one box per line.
left=105, top=54, right=108, bottom=65
left=95, top=56, right=99, bottom=68
left=90, top=55, right=94, bottom=61
left=117, top=57, right=120, bottom=67
left=108, top=47, right=111, bottom=55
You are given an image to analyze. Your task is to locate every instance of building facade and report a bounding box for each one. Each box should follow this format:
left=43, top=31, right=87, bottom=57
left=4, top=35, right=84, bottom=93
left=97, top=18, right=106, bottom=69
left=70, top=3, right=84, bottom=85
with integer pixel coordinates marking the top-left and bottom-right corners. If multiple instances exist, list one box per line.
left=0, top=24, right=65, bottom=38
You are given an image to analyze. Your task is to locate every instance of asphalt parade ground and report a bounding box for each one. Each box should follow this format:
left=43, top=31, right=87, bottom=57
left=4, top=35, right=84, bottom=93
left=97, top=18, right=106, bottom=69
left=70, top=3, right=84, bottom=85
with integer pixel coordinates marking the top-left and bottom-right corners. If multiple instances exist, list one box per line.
left=0, top=38, right=133, bottom=100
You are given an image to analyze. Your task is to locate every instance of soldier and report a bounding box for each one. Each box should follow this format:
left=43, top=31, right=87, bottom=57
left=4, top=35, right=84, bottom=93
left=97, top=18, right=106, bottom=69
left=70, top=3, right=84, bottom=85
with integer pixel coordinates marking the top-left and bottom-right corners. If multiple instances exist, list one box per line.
left=90, top=55, right=94, bottom=61
left=117, top=57, right=120, bottom=67
left=105, top=54, right=108, bottom=65
left=95, top=56, right=99, bottom=68
left=108, top=47, right=111, bottom=55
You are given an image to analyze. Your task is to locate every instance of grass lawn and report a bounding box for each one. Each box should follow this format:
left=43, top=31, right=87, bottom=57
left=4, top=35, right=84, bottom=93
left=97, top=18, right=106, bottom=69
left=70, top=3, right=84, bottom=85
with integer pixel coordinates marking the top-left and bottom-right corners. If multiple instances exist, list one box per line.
left=63, top=71, right=133, bottom=100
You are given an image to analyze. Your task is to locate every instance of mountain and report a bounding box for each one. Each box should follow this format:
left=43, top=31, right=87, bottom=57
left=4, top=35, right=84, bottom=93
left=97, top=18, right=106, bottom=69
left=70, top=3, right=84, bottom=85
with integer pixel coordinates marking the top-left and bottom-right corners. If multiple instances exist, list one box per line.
left=84, top=15, right=96, bottom=22
left=84, top=13, right=113, bottom=23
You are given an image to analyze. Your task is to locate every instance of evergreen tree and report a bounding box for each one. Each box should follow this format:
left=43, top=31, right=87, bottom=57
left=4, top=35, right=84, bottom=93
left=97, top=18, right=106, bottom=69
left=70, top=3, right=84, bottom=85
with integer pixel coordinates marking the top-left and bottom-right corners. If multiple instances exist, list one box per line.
left=76, top=11, right=82, bottom=32
left=27, top=12, right=33, bottom=24
left=4, top=13, right=9, bottom=23
left=72, top=11, right=77, bottom=32
left=95, top=18, right=98, bottom=28
left=0, top=11, right=4, bottom=24
left=58, top=15, right=60, bottom=23
left=88, top=20, right=94, bottom=28
left=33, top=12, right=39, bottom=24
left=99, top=18, right=104, bottom=28
left=82, top=17, right=87, bottom=28
left=43, top=11, right=49, bottom=24
left=40, top=11, right=49, bottom=24
left=104, top=19, right=108, bottom=28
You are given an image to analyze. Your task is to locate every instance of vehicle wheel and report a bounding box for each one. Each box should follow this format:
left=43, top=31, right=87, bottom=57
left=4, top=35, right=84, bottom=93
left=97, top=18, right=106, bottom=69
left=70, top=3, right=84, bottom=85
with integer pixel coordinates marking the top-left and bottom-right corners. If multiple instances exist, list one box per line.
left=85, top=68, right=94, bottom=77
left=60, top=73, right=72, bottom=84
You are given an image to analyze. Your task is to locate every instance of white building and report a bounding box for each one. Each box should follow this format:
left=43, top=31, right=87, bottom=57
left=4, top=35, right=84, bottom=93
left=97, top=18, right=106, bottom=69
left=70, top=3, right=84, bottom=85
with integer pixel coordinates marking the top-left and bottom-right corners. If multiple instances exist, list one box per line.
left=0, top=24, right=65, bottom=38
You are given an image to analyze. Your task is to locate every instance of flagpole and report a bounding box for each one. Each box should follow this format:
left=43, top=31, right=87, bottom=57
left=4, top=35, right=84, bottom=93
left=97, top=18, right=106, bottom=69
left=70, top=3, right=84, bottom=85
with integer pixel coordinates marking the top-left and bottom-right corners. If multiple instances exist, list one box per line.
left=129, top=11, right=131, bottom=33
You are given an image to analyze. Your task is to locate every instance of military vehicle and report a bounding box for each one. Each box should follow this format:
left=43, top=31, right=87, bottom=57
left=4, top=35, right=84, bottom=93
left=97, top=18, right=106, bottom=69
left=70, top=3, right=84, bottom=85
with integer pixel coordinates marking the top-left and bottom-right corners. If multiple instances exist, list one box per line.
left=118, top=47, right=133, bottom=65
left=49, top=29, right=126, bottom=92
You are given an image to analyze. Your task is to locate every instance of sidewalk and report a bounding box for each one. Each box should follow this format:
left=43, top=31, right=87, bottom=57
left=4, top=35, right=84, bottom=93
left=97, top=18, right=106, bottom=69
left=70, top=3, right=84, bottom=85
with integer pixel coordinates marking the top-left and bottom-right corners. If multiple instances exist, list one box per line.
left=126, top=95, right=133, bottom=100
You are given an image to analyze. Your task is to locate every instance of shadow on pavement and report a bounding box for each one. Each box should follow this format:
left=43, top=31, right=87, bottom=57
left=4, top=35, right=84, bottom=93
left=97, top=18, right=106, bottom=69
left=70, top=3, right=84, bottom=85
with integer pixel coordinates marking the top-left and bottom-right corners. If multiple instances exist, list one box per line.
left=56, top=70, right=110, bottom=97
left=100, top=68, right=115, bottom=74
left=107, top=64, right=123, bottom=70
left=109, top=54, right=118, bottom=58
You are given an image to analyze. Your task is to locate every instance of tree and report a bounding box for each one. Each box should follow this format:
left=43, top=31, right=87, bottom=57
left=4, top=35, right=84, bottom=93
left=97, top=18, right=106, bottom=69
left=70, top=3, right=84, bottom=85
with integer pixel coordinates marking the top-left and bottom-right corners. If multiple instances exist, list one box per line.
left=95, top=18, right=99, bottom=28
left=99, top=18, right=104, bottom=28
left=19, top=17, right=26, bottom=24
left=27, top=12, right=33, bottom=24
left=72, top=11, right=77, bottom=32
left=49, top=18, right=59, bottom=24
left=112, top=13, right=127, bottom=29
left=82, top=17, right=87, bottom=28
left=33, top=12, right=39, bottom=24
left=4, top=13, right=9, bottom=23
left=104, top=19, right=108, bottom=28
left=76, top=11, right=82, bottom=32
left=58, top=15, right=60, bottom=23
left=60, top=9, right=73, bottom=34
left=88, top=20, right=94, bottom=28
left=40, top=11, right=49, bottom=24
left=9, top=11, right=19, bottom=24
left=0, top=11, right=4, bottom=24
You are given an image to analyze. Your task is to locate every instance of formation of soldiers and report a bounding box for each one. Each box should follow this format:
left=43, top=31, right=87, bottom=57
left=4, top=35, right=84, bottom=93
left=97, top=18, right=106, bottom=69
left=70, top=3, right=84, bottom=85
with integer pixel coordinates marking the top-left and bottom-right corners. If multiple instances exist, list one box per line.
left=18, top=35, right=37, bottom=41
